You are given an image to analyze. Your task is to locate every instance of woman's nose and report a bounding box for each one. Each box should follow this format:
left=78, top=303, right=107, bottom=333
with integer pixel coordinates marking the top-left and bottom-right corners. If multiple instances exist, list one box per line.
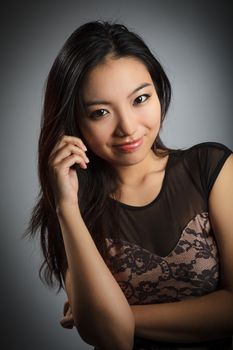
left=114, top=107, right=137, bottom=137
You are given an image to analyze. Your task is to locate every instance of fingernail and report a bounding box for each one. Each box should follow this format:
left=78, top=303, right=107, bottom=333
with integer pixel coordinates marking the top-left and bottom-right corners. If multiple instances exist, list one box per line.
left=82, top=144, right=87, bottom=151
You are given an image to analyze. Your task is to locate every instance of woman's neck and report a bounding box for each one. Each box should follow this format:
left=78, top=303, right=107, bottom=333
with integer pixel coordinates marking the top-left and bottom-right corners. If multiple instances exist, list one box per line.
left=113, top=149, right=168, bottom=188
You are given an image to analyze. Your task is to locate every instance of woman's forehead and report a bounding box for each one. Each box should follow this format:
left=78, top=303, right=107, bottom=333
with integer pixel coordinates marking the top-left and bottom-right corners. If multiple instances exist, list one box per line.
left=82, top=56, right=153, bottom=100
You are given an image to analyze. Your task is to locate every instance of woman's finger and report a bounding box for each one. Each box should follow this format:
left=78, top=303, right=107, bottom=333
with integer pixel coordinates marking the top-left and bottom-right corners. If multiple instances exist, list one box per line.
left=63, top=300, right=70, bottom=316
left=50, top=135, right=87, bottom=159
left=54, top=153, right=88, bottom=170
left=60, top=315, right=75, bottom=328
left=61, top=135, right=87, bottom=151
left=52, top=144, right=89, bottom=166
left=61, top=300, right=75, bottom=327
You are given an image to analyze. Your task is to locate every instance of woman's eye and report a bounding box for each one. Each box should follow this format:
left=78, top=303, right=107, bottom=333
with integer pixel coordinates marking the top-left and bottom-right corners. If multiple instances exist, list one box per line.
left=90, top=109, right=108, bottom=119
left=134, top=94, right=150, bottom=105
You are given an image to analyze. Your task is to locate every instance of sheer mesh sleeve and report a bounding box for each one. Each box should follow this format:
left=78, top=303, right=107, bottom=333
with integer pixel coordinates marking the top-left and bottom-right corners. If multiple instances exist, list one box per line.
left=189, top=142, right=232, bottom=197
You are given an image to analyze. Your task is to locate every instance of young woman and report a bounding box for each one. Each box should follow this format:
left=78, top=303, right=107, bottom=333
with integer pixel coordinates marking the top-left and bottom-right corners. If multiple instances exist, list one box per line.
left=24, top=20, right=233, bottom=349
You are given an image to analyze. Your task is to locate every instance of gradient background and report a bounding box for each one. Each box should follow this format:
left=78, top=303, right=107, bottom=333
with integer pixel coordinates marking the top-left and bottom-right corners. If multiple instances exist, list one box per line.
left=1, top=0, right=233, bottom=349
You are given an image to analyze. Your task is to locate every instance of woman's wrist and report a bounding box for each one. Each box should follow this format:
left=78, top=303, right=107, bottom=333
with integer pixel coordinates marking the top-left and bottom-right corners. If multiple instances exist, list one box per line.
left=56, top=200, right=80, bottom=217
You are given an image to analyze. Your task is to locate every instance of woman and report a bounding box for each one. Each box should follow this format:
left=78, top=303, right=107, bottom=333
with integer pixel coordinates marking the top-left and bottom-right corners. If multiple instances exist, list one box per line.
left=24, top=20, right=233, bottom=349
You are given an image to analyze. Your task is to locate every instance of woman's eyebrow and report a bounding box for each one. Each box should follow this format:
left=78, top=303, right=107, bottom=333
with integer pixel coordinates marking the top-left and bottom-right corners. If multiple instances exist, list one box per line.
left=84, top=82, right=152, bottom=107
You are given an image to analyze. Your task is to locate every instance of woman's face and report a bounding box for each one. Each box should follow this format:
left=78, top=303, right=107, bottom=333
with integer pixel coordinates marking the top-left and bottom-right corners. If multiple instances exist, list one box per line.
left=79, top=55, right=161, bottom=167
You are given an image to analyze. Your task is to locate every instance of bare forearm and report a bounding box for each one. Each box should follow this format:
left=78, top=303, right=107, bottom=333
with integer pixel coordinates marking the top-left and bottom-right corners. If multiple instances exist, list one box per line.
left=132, top=289, right=233, bottom=343
left=57, top=203, right=134, bottom=349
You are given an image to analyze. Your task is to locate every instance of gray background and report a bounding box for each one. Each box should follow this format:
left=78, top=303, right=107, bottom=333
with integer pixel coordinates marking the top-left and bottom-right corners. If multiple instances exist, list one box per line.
left=1, top=0, right=232, bottom=349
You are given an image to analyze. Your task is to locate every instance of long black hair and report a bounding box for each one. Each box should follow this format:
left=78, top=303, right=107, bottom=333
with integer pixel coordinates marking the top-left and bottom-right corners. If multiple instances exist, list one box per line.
left=23, top=20, right=176, bottom=294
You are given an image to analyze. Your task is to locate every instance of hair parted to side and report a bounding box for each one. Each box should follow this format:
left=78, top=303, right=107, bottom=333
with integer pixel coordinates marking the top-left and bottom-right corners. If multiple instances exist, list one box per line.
left=23, top=19, right=177, bottom=293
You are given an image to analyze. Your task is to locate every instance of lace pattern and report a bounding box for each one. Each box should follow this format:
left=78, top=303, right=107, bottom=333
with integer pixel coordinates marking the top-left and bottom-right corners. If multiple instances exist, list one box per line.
left=105, top=212, right=219, bottom=305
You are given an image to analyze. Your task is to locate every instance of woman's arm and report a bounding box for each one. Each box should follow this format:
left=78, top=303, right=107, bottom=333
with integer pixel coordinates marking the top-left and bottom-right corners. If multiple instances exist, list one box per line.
left=131, top=289, right=233, bottom=342
left=57, top=203, right=135, bottom=350
left=132, top=154, right=233, bottom=343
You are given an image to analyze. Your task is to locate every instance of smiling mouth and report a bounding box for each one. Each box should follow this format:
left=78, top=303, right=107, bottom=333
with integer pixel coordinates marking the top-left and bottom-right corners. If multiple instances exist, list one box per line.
left=113, top=137, right=144, bottom=152
left=113, top=137, right=143, bottom=147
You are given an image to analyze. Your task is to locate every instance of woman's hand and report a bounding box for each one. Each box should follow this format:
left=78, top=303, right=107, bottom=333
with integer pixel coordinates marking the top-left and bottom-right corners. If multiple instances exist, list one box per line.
left=60, top=300, right=75, bottom=329
left=48, top=135, right=89, bottom=207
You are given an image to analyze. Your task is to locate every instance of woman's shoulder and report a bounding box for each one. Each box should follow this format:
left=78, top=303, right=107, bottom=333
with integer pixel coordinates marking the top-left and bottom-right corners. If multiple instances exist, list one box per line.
left=187, top=141, right=232, bottom=153
left=177, top=141, right=232, bottom=197
left=183, top=141, right=232, bottom=166
left=168, top=141, right=232, bottom=160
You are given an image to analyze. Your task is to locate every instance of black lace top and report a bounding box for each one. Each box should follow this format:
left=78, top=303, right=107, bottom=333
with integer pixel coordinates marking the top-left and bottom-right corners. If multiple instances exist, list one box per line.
left=95, top=142, right=233, bottom=350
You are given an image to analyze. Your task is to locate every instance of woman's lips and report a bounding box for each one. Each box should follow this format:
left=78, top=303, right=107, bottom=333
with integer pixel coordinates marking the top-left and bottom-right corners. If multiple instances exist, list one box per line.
left=114, top=137, right=143, bottom=152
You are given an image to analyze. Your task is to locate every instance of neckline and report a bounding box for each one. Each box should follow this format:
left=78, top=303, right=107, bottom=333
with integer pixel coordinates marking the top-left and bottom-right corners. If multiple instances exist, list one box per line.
left=110, top=152, right=174, bottom=210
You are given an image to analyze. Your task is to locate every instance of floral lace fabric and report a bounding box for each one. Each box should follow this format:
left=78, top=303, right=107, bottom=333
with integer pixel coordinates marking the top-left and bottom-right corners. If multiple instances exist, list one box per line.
left=105, top=212, right=219, bottom=305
